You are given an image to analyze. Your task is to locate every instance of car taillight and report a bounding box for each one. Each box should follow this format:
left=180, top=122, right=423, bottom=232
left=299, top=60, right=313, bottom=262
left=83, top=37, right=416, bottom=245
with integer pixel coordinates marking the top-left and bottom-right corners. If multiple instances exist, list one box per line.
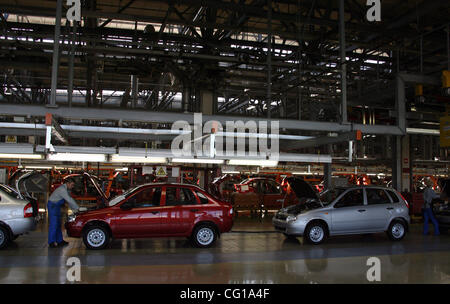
left=24, top=203, right=34, bottom=218
left=397, top=192, right=409, bottom=208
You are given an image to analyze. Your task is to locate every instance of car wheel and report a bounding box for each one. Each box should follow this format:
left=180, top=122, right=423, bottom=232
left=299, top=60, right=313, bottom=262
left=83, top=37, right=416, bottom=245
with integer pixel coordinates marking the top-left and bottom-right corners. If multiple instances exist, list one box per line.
left=387, top=220, right=406, bottom=241
left=0, top=226, right=10, bottom=249
left=83, top=225, right=110, bottom=250
left=305, top=222, right=327, bottom=245
left=192, top=224, right=217, bottom=248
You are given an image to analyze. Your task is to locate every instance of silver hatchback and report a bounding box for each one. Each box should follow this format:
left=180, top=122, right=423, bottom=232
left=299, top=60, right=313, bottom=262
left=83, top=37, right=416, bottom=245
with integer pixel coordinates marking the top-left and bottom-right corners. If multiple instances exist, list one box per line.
left=0, top=184, right=37, bottom=249
left=273, top=178, right=410, bottom=244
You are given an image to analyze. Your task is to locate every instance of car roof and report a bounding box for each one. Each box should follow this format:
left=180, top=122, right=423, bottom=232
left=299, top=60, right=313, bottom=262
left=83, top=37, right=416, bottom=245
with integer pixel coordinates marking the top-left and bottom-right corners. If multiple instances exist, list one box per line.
left=133, top=182, right=205, bottom=189
left=335, top=186, right=396, bottom=191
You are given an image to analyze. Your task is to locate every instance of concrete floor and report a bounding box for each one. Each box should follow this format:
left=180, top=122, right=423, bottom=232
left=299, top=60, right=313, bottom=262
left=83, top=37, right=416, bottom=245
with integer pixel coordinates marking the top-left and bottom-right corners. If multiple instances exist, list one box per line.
left=0, top=215, right=449, bottom=284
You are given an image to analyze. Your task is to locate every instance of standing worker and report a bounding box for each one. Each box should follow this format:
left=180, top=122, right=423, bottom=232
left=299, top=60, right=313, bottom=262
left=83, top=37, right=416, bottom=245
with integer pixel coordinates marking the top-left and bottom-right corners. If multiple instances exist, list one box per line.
left=423, top=179, right=441, bottom=236
left=48, top=178, right=79, bottom=248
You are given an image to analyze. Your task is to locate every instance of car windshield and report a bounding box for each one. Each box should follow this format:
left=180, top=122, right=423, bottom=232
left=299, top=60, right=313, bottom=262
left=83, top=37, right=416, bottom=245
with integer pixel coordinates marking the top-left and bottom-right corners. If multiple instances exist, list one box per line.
left=319, top=188, right=346, bottom=205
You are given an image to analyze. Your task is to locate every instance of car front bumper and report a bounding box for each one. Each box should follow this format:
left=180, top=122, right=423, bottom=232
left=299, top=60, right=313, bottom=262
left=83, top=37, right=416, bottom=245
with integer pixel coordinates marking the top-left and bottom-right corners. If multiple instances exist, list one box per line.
left=272, top=217, right=306, bottom=236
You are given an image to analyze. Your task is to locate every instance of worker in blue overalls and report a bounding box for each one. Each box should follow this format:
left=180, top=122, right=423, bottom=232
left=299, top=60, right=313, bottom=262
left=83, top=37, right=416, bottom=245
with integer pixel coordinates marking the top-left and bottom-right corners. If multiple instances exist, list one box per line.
left=422, top=179, right=441, bottom=236
left=47, top=178, right=79, bottom=248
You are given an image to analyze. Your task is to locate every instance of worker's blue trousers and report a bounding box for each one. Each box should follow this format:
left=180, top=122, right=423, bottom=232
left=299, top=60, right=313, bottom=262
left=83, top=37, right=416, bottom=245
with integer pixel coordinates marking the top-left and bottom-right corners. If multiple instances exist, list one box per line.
left=48, top=199, right=65, bottom=244
left=423, top=207, right=440, bottom=236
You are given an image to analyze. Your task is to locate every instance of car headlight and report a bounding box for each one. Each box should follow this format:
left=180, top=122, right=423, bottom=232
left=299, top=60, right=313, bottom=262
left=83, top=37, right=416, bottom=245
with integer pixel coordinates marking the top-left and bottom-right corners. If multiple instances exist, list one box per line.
left=286, top=215, right=297, bottom=222
left=67, top=214, right=77, bottom=223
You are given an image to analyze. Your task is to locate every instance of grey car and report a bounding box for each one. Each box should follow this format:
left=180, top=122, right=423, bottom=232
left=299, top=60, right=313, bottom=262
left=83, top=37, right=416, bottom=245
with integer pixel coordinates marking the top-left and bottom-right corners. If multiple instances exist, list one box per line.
left=0, top=184, right=37, bottom=249
left=273, top=177, right=410, bottom=244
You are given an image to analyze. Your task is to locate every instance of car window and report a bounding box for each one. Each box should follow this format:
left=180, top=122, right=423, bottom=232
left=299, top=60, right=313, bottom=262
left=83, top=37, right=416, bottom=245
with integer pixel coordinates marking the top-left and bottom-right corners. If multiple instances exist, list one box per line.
left=320, top=188, right=345, bottom=204
left=70, top=176, right=85, bottom=196
left=0, top=185, right=20, bottom=199
left=128, top=187, right=162, bottom=208
left=366, top=189, right=391, bottom=205
left=264, top=180, right=281, bottom=194
left=334, top=189, right=364, bottom=208
left=86, top=178, right=99, bottom=197
left=385, top=190, right=400, bottom=203
left=196, top=191, right=209, bottom=204
left=165, top=187, right=197, bottom=206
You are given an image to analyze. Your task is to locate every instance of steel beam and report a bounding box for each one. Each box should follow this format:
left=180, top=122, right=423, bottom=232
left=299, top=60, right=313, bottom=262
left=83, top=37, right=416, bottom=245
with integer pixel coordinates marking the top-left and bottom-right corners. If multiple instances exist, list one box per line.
left=285, top=131, right=360, bottom=150
left=0, top=104, right=404, bottom=135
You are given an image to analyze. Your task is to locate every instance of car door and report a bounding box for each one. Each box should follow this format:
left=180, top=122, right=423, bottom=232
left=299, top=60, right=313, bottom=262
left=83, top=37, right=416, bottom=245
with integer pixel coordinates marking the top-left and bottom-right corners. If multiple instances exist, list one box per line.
left=331, top=189, right=370, bottom=234
left=261, top=180, right=285, bottom=210
left=364, top=188, right=394, bottom=231
left=111, top=186, right=163, bottom=238
left=160, top=186, right=199, bottom=235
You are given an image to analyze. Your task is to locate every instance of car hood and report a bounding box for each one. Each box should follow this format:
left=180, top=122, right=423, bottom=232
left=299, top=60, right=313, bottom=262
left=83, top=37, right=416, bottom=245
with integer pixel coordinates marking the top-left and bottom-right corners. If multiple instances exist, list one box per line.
left=279, top=199, right=324, bottom=216
left=283, top=177, right=319, bottom=200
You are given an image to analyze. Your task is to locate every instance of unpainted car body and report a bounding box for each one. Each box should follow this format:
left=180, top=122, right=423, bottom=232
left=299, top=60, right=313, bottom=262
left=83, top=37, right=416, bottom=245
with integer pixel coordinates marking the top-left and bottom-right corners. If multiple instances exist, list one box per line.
left=273, top=177, right=410, bottom=244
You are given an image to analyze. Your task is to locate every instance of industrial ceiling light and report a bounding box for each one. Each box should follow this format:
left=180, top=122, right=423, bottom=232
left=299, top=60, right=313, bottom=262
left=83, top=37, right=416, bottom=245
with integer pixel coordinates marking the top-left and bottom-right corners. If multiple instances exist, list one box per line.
left=228, top=159, right=278, bottom=167
left=172, top=158, right=225, bottom=164
left=111, top=154, right=167, bottom=163
left=0, top=153, right=43, bottom=160
left=24, top=165, right=53, bottom=170
left=48, top=153, right=106, bottom=162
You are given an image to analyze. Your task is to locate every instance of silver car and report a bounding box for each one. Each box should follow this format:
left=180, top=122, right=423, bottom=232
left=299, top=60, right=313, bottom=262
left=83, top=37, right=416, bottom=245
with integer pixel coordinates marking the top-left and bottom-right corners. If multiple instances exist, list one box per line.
left=0, top=184, right=37, bottom=249
left=273, top=177, right=410, bottom=244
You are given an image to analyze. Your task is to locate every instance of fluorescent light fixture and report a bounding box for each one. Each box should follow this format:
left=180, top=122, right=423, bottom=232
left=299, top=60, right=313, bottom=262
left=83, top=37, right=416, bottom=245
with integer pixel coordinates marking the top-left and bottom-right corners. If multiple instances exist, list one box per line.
left=25, top=166, right=53, bottom=169
left=292, top=172, right=313, bottom=175
left=111, top=154, right=166, bottom=163
left=406, top=128, right=440, bottom=135
left=0, top=153, right=43, bottom=159
left=172, top=158, right=224, bottom=164
left=115, top=167, right=129, bottom=171
left=228, top=159, right=278, bottom=167
left=48, top=153, right=106, bottom=162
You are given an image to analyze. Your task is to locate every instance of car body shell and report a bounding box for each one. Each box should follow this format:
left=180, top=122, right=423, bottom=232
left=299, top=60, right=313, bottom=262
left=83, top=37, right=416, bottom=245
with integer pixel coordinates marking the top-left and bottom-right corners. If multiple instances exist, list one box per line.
left=0, top=186, right=37, bottom=237
left=232, top=177, right=295, bottom=211
left=52, top=172, right=108, bottom=209
left=273, top=186, right=410, bottom=237
left=65, top=183, right=233, bottom=240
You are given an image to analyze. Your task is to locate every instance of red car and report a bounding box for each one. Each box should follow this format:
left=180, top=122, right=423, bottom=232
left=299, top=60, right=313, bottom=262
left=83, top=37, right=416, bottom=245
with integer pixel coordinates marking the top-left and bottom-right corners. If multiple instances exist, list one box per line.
left=65, top=183, right=234, bottom=249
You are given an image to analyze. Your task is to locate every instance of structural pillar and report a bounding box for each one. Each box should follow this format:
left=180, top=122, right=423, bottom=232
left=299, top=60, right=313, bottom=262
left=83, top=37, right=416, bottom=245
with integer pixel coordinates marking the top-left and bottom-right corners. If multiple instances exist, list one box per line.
left=392, top=136, right=402, bottom=191
left=49, top=0, right=63, bottom=107
left=67, top=20, right=77, bottom=107
left=200, top=90, right=215, bottom=115
left=401, top=135, right=411, bottom=192
left=323, top=144, right=333, bottom=191
left=339, top=0, right=347, bottom=123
